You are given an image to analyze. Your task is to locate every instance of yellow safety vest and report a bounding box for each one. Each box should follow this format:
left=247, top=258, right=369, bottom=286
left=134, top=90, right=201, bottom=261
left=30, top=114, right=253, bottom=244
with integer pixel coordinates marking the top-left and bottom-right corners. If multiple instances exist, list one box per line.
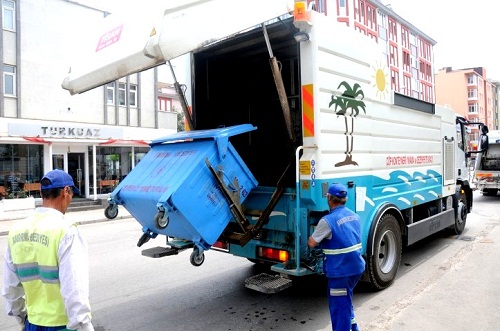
left=8, top=211, right=74, bottom=327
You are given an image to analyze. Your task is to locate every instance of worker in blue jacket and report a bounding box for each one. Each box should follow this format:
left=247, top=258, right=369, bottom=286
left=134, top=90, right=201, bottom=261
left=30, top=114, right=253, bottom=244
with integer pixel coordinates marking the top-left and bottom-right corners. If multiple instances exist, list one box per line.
left=308, top=183, right=365, bottom=331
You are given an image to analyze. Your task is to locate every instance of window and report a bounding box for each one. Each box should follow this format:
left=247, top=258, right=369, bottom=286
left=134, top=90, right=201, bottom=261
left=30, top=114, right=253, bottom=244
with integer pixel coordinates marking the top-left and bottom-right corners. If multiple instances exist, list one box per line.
left=402, top=50, right=410, bottom=72
left=129, top=84, right=137, bottom=107
left=2, top=0, right=14, bottom=31
left=402, top=75, right=411, bottom=95
left=390, top=69, right=399, bottom=92
left=389, top=44, right=398, bottom=67
left=388, top=18, right=397, bottom=42
left=468, top=103, right=478, bottom=114
left=467, top=75, right=477, bottom=85
left=468, top=89, right=477, bottom=99
left=106, top=83, right=115, bottom=105
left=114, top=82, right=137, bottom=107
left=118, top=83, right=126, bottom=106
left=158, top=97, right=172, bottom=111
left=401, top=26, right=409, bottom=49
left=3, top=65, right=15, bottom=96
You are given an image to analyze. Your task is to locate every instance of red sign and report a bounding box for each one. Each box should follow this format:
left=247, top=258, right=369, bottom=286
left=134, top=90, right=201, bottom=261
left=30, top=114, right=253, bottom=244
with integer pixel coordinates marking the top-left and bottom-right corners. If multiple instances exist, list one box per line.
left=96, top=24, right=124, bottom=52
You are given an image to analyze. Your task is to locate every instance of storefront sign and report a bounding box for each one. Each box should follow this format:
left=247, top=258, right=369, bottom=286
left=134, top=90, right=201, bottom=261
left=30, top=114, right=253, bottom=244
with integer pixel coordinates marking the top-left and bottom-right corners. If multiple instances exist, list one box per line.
left=8, top=123, right=123, bottom=139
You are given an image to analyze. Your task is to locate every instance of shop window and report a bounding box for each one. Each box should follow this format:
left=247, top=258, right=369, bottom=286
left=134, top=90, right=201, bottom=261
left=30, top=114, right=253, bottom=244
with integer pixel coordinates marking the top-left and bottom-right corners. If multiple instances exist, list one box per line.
left=0, top=144, right=44, bottom=197
left=88, top=146, right=150, bottom=193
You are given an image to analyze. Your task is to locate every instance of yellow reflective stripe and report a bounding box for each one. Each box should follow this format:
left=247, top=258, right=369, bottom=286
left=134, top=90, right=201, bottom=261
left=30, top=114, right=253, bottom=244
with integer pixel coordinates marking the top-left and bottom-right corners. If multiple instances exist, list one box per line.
left=323, top=243, right=361, bottom=255
left=330, top=288, right=347, bottom=296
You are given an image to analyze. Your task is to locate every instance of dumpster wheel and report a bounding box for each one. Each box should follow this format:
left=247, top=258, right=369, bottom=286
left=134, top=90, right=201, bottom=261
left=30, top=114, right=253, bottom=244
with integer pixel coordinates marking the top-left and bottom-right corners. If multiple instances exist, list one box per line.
left=104, top=204, right=118, bottom=219
left=190, top=247, right=205, bottom=267
left=154, top=211, right=169, bottom=230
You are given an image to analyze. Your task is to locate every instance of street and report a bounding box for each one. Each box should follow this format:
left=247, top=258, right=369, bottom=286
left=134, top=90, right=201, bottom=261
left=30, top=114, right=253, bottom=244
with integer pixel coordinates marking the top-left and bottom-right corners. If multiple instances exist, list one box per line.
left=1, top=191, right=499, bottom=330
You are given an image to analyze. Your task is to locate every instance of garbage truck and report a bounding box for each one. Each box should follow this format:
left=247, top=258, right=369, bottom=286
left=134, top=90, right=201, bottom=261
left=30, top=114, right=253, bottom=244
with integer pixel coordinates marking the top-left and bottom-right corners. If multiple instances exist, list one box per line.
left=474, top=127, right=500, bottom=196
left=62, top=0, right=477, bottom=291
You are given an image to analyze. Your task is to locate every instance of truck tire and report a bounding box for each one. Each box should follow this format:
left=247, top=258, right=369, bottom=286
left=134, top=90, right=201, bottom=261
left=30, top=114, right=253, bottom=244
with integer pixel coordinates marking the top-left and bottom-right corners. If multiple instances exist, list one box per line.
left=367, top=214, right=402, bottom=290
left=449, top=193, right=467, bottom=235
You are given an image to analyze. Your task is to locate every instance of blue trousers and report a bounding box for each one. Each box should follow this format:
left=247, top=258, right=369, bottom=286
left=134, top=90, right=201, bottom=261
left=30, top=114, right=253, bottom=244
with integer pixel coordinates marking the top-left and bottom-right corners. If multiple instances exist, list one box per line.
left=327, top=274, right=362, bottom=331
left=25, top=319, right=72, bottom=331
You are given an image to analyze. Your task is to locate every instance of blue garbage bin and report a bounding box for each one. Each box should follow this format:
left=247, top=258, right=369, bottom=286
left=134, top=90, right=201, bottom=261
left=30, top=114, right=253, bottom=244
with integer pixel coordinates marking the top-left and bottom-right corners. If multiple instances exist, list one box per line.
left=109, top=124, right=259, bottom=250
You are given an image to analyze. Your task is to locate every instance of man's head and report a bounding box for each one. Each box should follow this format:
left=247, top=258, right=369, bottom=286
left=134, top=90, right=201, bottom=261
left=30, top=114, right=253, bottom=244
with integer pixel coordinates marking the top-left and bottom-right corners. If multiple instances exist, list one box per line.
left=327, top=183, right=347, bottom=206
left=40, top=169, right=79, bottom=213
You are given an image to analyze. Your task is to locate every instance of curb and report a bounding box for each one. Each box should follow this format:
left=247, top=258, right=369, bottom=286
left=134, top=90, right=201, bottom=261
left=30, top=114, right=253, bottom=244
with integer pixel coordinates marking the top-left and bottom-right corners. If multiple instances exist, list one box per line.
left=0, top=215, right=133, bottom=237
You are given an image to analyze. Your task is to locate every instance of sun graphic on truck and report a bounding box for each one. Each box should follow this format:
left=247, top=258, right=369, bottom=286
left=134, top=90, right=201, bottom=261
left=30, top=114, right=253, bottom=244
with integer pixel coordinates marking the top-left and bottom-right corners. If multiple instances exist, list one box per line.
left=372, top=61, right=389, bottom=100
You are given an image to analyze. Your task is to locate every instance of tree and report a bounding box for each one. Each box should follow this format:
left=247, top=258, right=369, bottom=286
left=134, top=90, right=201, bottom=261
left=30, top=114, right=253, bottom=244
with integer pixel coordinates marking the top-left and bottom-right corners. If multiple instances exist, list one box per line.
left=329, top=81, right=366, bottom=167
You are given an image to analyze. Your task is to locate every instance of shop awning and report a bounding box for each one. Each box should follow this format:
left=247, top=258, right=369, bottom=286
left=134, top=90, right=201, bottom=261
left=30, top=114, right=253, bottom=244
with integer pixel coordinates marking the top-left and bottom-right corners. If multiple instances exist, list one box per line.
left=22, top=136, right=52, bottom=144
left=99, top=139, right=149, bottom=146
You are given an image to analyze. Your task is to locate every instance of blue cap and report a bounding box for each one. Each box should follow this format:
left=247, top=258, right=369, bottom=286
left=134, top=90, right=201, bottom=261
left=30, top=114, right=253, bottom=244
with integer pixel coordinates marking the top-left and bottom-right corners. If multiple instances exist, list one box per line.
left=41, top=169, right=80, bottom=195
left=328, top=183, right=347, bottom=198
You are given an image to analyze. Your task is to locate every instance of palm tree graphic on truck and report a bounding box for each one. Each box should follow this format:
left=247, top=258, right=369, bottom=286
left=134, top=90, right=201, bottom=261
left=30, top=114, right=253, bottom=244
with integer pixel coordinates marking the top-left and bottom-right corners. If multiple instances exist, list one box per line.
left=329, top=81, right=366, bottom=167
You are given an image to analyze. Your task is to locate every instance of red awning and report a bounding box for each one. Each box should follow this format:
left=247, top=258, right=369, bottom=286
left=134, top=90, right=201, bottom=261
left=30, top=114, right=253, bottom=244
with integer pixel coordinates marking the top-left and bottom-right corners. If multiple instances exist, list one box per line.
left=22, top=136, right=52, bottom=144
left=99, top=139, right=149, bottom=146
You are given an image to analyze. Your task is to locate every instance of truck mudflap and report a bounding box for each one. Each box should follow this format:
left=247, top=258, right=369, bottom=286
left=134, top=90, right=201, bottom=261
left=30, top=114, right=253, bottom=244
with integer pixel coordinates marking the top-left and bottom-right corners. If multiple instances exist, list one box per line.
left=108, top=124, right=258, bottom=263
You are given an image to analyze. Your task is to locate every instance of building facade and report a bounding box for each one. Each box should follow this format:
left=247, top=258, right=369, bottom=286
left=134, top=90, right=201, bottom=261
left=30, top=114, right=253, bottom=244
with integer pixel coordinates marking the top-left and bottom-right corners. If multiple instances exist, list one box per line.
left=308, top=0, right=436, bottom=103
left=1, top=0, right=179, bottom=199
left=435, top=67, right=499, bottom=134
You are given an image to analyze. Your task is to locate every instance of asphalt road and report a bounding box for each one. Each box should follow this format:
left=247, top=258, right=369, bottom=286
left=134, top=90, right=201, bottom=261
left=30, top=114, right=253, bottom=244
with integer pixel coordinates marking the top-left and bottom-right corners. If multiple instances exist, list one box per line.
left=1, top=191, right=499, bottom=330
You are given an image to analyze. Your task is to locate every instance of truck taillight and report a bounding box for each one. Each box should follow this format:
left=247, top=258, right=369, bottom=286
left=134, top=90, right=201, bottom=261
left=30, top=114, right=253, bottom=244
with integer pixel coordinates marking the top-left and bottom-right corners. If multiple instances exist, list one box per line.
left=212, top=240, right=229, bottom=252
left=257, top=247, right=289, bottom=262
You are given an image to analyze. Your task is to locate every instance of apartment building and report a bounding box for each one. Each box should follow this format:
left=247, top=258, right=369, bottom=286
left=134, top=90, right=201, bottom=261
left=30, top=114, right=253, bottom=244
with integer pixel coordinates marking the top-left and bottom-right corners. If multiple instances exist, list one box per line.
left=1, top=0, right=179, bottom=199
left=308, top=0, right=436, bottom=103
left=435, top=67, right=499, bottom=133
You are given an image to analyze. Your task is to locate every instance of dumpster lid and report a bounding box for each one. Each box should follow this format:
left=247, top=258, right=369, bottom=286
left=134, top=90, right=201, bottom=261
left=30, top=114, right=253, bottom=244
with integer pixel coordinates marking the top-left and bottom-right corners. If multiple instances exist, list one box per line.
left=151, top=124, right=257, bottom=159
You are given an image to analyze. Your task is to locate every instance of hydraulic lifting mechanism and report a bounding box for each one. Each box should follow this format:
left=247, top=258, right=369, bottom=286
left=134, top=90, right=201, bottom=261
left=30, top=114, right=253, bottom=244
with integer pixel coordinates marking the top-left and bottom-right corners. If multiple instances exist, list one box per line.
left=105, top=23, right=296, bottom=267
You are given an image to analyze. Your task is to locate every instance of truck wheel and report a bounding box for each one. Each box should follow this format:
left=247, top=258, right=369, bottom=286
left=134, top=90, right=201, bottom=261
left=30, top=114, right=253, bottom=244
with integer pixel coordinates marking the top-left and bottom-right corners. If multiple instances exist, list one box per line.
left=190, top=247, right=205, bottom=267
left=449, top=194, right=467, bottom=235
left=104, top=205, right=118, bottom=219
left=367, top=214, right=402, bottom=290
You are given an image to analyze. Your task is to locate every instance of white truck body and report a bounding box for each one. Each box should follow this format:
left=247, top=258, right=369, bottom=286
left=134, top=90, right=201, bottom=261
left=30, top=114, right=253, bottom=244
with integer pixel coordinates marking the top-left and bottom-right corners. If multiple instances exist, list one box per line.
left=63, top=1, right=474, bottom=291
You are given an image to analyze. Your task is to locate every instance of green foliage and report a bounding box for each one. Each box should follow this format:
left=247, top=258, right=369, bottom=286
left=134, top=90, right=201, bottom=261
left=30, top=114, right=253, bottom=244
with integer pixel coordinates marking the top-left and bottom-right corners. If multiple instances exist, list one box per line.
left=177, top=110, right=186, bottom=132
left=7, top=190, right=28, bottom=199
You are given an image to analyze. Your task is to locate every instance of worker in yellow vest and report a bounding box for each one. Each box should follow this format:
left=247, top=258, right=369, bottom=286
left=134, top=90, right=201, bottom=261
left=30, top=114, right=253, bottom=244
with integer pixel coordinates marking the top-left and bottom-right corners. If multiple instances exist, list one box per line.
left=2, top=169, right=94, bottom=331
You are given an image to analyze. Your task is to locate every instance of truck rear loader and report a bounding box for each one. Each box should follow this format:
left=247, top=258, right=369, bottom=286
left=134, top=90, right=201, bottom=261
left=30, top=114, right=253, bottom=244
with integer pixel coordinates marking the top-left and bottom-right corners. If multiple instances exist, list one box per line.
left=474, top=128, right=500, bottom=196
left=62, top=0, right=476, bottom=292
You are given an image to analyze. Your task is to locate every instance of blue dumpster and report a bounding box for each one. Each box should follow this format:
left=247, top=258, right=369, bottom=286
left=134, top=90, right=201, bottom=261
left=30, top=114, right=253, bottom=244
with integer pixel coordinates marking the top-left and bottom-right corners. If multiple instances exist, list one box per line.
left=108, top=124, right=258, bottom=251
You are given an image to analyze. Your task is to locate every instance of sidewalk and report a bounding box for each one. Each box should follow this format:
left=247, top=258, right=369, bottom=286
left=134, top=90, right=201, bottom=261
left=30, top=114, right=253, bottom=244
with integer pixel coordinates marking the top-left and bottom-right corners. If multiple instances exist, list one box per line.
left=0, top=206, right=133, bottom=236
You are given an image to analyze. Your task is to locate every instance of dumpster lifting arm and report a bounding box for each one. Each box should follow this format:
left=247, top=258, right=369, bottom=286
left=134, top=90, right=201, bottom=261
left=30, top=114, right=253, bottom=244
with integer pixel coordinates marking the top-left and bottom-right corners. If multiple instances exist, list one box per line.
left=205, top=158, right=250, bottom=232
left=218, top=164, right=289, bottom=246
